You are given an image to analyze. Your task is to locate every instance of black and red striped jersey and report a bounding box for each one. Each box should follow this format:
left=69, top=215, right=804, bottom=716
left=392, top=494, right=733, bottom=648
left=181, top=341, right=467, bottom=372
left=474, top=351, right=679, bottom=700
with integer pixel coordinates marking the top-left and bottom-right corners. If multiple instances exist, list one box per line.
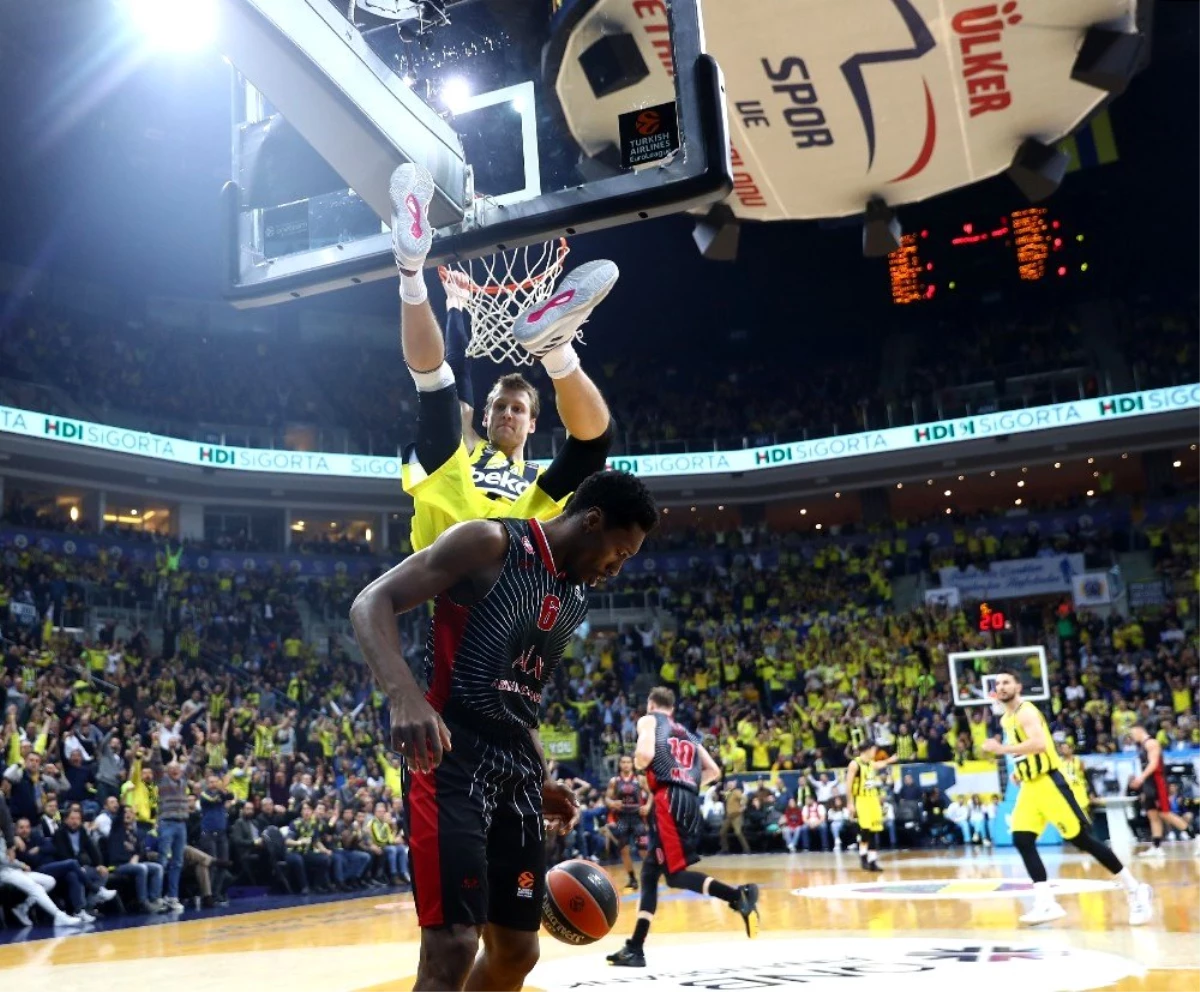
left=423, top=518, right=588, bottom=730
left=609, top=774, right=644, bottom=822
left=646, top=711, right=703, bottom=794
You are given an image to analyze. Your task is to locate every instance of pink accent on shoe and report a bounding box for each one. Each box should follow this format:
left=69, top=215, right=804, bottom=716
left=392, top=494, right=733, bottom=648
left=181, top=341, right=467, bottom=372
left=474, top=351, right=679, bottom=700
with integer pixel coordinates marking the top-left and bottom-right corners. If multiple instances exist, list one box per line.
left=405, top=194, right=423, bottom=239
left=528, top=289, right=576, bottom=323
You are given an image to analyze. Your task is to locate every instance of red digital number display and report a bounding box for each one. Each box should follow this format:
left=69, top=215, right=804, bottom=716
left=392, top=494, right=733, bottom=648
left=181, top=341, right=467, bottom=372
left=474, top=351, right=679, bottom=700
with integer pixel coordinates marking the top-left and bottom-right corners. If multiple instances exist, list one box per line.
left=978, top=602, right=1006, bottom=632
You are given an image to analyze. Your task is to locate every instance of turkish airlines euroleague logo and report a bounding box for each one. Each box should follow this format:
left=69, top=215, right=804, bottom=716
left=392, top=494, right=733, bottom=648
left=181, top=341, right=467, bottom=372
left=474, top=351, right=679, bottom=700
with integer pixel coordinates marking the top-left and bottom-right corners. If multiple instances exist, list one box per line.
left=536, top=595, right=561, bottom=631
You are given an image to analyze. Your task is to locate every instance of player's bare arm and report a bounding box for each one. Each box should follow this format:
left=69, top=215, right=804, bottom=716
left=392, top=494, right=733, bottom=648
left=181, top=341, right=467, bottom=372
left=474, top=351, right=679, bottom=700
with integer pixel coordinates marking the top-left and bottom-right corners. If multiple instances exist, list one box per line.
left=982, top=707, right=1046, bottom=757
left=1130, top=737, right=1160, bottom=789
left=349, top=520, right=507, bottom=773
left=605, top=777, right=624, bottom=811
left=633, top=715, right=656, bottom=771
left=697, top=744, right=722, bottom=790
left=844, top=761, right=858, bottom=817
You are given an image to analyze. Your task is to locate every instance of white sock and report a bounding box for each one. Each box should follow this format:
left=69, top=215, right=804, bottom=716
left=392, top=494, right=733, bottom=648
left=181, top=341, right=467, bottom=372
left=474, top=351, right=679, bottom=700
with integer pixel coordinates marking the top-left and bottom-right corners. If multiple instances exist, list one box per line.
left=1116, top=868, right=1140, bottom=894
left=400, top=270, right=428, bottom=305
left=1033, top=880, right=1055, bottom=904
left=541, top=342, right=580, bottom=379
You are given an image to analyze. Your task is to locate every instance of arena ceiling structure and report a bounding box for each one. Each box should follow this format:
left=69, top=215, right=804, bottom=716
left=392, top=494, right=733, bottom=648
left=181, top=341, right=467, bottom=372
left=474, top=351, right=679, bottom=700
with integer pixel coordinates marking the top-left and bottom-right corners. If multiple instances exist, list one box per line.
left=204, top=0, right=1154, bottom=305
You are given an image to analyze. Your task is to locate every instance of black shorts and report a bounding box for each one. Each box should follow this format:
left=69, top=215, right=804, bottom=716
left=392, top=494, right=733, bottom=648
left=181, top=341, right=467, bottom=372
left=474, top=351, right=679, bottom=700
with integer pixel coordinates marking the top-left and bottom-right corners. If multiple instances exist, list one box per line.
left=608, top=816, right=647, bottom=847
left=648, top=787, right=701, bottom=874
left=1141, top=769, right=1170, bottom=814
left=405, top=715, right=545, bottom=931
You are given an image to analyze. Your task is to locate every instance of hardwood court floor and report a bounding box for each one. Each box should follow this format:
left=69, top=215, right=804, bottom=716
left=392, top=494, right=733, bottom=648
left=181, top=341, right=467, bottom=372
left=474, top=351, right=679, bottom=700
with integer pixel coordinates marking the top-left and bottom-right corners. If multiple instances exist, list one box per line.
left=0, top=845, right=1195, bottom=991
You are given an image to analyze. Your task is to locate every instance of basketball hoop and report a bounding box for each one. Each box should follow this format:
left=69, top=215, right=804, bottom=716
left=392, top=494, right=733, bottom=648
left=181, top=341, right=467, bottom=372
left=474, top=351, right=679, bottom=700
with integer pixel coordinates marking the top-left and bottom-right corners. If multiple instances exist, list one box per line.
left=438, top=238, right=570, bottom=366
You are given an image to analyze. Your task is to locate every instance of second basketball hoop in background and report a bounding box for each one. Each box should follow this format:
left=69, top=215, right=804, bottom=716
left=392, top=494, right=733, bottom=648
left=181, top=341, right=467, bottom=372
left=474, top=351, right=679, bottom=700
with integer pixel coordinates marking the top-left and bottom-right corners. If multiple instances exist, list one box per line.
left=439, top=238, right=571, bottom=366
left=948, top=646, right=1052, bottom=711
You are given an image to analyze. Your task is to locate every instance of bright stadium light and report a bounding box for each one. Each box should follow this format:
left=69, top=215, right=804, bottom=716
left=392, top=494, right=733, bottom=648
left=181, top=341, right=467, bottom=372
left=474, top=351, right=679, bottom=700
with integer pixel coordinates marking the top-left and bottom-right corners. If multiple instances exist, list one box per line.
left=441, top=76, right=472, bottom=114
left=121, top=0, right=217, bottom=53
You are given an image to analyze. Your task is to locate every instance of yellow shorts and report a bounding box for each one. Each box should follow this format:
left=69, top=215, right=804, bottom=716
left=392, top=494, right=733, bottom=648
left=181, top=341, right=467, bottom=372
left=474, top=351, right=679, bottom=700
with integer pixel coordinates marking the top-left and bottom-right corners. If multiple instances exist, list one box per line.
left=854, top=794, right=883, bottom=833
left=1010, top=771, right=1087, bottom=839
left=403, top=443, right=567, bottom=552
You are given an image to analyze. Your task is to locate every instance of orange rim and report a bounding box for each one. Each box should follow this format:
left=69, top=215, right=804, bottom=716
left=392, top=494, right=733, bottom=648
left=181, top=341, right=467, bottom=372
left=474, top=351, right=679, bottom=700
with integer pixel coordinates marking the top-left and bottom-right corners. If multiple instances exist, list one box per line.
left=438, top=238, right=569, bottom=297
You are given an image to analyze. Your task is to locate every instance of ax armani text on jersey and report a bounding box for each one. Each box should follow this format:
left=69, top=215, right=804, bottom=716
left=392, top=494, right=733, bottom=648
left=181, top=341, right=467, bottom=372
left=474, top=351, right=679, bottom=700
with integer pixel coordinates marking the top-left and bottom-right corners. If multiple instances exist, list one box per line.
left=424, top=518, right=588, bottom=730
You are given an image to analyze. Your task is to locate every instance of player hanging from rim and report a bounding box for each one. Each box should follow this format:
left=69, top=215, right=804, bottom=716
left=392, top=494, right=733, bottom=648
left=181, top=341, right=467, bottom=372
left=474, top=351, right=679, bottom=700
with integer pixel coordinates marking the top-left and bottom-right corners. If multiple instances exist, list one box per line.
left=845, top=740, right=899, bottom=873
left=607, top=687, right=759, bottom=969
left=982, top=671, right=1153, bottom=926
left=390, top=162, right=618, bottom=551
left=1127, top=723, right=1192, bottom=859
left=602, top=754, right=651, bottom=891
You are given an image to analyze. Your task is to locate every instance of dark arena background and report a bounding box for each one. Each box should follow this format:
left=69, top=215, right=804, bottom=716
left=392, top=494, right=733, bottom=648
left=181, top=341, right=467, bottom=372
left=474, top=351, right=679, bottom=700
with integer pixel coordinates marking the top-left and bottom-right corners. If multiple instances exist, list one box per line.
left=0, top=1, right=1196, bottom=990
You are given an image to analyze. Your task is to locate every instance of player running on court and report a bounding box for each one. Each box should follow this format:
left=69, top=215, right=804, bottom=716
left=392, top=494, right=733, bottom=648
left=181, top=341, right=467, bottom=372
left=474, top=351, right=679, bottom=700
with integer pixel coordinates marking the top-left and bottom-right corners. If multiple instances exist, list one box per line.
left=982, top=670, right=1153, bottom=926
left=602, top=754, right=650, bottom=891
left=350, top=470, right=657, bottom=992
left=607, top=687, right=759, bottom=969
left=845, top=740, right=898, bottom=873
left=390, top=162, right=618, bottom=551
left=1128, top=723, right=1192, bottom=859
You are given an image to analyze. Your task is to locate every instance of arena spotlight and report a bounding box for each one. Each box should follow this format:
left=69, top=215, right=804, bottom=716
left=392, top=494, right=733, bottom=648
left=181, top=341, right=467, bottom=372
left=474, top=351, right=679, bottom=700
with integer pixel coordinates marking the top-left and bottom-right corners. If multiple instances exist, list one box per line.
left=1006, top=139, right=1069, bottom=203
left=441, top=77, right=472, bottom=114
left=862, top=197, right=901, bottom=257
left=121, top=0, right=217, bottom=53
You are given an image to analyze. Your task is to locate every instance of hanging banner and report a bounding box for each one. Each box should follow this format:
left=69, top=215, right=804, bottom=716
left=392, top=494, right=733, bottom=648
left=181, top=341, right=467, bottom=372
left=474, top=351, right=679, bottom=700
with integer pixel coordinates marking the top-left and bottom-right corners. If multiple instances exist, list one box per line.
left=1072, top=572, right=1114, bottom=607
left=538, top=727, right=579, bottom=762
left=8, top=601, right=38, bottom=625
left=924, top=587, right=961, bottom=608
left=938, top=554, right=1085, bottom=601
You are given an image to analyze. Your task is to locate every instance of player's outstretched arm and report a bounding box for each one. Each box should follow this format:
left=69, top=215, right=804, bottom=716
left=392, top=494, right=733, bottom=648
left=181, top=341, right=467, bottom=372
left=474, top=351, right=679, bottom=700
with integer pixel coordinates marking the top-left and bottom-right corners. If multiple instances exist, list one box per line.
left=440, top=290, right=484, bottom=451
left=350, top=520, right=507, bottom=772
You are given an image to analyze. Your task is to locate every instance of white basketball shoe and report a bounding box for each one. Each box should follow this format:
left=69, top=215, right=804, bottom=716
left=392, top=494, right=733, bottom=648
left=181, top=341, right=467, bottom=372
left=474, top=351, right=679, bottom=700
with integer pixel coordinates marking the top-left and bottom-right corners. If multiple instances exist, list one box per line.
left=1127, top=883, right=1153, bottom=926
left=389, top=163, right=435, bottom=272
left=1019, top=900, right=1068, bottom=925
left=511, top=260, right=618, bottom=358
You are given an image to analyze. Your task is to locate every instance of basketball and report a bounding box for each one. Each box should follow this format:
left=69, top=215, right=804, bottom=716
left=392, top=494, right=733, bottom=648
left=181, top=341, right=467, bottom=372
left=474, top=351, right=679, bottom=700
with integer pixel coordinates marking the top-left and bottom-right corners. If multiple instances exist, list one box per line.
left=541, top=860, right=620, bottom=945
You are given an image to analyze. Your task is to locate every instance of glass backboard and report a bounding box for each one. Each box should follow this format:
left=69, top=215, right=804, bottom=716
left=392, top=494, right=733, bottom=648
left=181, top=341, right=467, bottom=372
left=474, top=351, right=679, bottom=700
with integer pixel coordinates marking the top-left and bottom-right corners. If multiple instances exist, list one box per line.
left=219, top=0, right=730, bottom=306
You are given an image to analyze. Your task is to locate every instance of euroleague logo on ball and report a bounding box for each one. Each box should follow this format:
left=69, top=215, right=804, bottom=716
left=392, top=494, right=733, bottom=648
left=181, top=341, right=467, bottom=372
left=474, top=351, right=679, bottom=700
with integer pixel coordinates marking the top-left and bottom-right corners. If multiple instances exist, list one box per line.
left=635, top=110, right=662, bottom=136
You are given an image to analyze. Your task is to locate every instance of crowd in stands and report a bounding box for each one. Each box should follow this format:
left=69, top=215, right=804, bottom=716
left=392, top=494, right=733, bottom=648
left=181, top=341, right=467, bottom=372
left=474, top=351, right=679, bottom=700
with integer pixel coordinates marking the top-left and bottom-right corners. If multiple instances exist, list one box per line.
left=2, top=293, right=1195, bottom=458
left=1121, top=297, right=1197, bottom=393
left=1, top=489, right=1196, bottom=928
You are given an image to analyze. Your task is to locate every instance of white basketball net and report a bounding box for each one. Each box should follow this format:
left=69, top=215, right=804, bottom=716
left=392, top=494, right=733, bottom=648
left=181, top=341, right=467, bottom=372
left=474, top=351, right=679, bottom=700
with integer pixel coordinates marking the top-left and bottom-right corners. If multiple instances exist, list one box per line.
left=438, top=239, right=570, bottom=366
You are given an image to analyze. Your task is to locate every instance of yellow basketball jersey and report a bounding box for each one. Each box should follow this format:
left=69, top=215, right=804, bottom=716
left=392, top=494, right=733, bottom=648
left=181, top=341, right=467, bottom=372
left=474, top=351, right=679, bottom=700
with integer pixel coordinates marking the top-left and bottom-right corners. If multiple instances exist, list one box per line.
left=1062, top=755, right=1089, bottom=806
left=850, top=756, right=877, bottom=797
left=1000, top=700, right=1061, bottom=781
left=403, top=439, right=565, bottom=551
